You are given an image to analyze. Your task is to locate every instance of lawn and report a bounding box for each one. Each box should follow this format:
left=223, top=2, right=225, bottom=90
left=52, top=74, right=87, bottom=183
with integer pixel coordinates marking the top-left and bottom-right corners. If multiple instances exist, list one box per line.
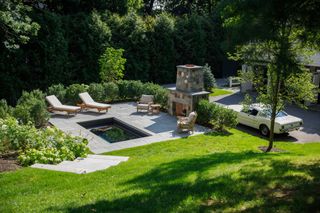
left=210, top=88, right=233, bottom=97
left=1, top=129, right=320, bottom=212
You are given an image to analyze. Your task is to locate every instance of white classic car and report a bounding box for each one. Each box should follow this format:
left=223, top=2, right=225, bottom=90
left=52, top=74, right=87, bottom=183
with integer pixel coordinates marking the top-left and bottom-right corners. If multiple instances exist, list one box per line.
left=228, top=104, right=303, bottom=136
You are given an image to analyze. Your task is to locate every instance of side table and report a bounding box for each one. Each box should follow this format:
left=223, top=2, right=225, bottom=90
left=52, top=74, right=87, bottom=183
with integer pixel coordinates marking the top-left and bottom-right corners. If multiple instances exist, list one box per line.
left=150, top=104, right=161, bottom=114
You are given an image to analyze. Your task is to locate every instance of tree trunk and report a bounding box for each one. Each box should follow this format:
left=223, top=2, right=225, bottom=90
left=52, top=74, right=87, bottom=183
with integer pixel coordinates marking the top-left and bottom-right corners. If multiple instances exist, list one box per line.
left=266, top=69, right=281, bottom=152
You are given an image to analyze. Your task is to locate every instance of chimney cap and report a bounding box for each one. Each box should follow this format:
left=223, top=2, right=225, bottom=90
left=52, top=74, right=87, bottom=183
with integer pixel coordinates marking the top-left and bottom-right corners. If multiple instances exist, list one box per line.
left=177, top=64, right=203, bottom=69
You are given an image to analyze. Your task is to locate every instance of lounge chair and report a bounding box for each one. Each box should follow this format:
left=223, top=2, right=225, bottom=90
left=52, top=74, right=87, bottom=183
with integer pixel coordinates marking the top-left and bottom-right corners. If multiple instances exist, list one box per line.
left=137, top=95, right=154, bottom=112
left=177, top=111, right=198, bottom=134
left=46, top=95, right=81, bottom=115
left=79, top=92, right=111, bottom=113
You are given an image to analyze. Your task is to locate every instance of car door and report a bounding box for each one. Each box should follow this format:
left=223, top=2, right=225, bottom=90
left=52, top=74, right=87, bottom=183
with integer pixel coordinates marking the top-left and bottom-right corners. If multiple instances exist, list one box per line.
left=240, top=109, right=259, bottom=128
left=238, top=109, right=255, bottom=127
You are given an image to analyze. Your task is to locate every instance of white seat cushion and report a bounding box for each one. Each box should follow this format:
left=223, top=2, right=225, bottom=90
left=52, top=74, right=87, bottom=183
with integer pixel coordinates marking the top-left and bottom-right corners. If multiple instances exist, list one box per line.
left=54, top=105, right=81, bottom=111
left=46, top=95, right=63, bottom=107
left=86, top=102, right=111, bottom=108
left=79, top=92, right=95, bottom=104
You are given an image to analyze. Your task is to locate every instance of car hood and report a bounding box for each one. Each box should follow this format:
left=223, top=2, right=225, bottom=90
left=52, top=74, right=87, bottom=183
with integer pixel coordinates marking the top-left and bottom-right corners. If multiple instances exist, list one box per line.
left=275, top=115, right=303, bottom=125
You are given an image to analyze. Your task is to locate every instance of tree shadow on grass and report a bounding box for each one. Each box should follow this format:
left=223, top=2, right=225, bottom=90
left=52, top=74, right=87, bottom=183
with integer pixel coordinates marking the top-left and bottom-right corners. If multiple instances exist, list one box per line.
left=204, top=130, right=233, bottom=137
left=48, top=151, right=320, bottom=212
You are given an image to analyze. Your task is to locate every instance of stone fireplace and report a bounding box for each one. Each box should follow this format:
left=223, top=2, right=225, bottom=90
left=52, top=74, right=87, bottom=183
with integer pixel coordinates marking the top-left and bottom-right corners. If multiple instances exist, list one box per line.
left=168, top=65, right=210, bottom=116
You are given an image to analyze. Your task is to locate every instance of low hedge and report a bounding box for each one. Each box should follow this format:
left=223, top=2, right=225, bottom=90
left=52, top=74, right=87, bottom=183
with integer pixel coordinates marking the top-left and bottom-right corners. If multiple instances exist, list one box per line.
left=0, top=80, right=168, bottom=129
left=196, top=100, right=238, bottom=131
left=47, top=80, right=169, bottom=108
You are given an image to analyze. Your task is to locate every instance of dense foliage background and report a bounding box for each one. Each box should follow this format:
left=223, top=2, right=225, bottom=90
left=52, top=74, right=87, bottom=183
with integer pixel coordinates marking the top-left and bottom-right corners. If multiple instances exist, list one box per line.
left=0, top=0, right=224, bottom=104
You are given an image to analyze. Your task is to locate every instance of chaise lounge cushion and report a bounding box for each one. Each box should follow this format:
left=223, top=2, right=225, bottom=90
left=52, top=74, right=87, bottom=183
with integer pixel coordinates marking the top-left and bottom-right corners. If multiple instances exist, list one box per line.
left=46, top=95, right=81, bottom=111
left=85, top=102, right=111, bottom=108
left=79, top=92, right=111, bottom=109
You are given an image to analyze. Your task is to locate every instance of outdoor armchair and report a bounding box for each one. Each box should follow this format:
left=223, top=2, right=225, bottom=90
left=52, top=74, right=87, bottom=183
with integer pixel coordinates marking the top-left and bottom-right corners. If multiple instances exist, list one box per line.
left=137, top=95, right=154, bottom=112
left=177, top=111, right=198, bottom=134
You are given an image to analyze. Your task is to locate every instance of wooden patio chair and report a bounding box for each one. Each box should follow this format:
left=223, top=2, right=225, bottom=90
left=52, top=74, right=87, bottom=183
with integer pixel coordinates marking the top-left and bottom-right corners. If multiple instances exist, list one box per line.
left=177, top=111, right=198, bottom=134
left=137, top=95, right=154, bottom=112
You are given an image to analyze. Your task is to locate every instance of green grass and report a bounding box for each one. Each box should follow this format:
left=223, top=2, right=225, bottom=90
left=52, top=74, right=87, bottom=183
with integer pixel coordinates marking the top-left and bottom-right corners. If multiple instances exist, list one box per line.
left=1, top=129, right=320, bottom=212
left=209, top=88, right=233, bottom=97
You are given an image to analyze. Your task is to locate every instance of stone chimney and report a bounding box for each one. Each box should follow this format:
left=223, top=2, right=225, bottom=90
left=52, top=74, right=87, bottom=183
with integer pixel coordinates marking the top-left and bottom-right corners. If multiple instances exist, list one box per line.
left=168, top=65, right=209, bottom=116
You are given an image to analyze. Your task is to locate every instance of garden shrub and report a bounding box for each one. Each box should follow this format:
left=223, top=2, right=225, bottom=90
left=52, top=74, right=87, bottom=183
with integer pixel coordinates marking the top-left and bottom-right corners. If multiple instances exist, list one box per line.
left=16, top=89, right=46, bottom=105
left=103, top=82, right=119, bottom=102
left=127, top=80, right=144, bottom=99
left=196, top=99, right=215, bottom=125
left=196, top=100, right=238, bottom=131
left=88, top=83, right=105, bottom=102
left=0, top=117, right=89, bottom=166
left=47, top=84, right=66, bottom=103
left=14, top=90, right=49, bottom=127
left=209, top=106, right=238, bottom=131
left=0, top=99, right=13, bottom=119
left=144, top=82, right=169, bottom=108
left=117, top=80, right=143, bottom=100
left=65, top=84, right=89, bottom=104
left=203, top=63, right=216, bottom=91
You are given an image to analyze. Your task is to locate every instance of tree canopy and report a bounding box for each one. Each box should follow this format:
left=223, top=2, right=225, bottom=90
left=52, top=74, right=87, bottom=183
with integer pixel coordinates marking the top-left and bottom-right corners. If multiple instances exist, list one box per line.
left=218, top=0, right=320, bottom=151
left=0, top=0, right=40, bottom=49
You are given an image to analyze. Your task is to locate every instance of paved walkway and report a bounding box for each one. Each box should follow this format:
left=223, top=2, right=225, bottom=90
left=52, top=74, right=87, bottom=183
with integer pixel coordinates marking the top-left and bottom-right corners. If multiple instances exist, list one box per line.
left=31, top=155, right=129, bottom=174
left=49, top=102, right=208, bottom=154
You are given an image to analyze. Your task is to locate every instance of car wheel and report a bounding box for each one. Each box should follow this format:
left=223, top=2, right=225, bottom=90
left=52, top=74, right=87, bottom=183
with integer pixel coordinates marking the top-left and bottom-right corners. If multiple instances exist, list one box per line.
left=259, top=125, right=269, bottom=136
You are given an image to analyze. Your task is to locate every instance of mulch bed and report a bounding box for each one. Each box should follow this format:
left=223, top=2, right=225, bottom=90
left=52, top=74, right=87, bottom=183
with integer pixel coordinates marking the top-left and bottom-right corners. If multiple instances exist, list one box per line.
left=0, top=159, right=20, bottom=172
left=0, top=152, right=21, bottom=172
left=258, top=146, right=287, bottom=153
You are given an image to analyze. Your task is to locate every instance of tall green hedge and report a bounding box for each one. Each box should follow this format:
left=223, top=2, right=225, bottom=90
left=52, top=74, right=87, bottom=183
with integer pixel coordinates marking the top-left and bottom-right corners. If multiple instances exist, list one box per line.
left=0, top=11, right=222, bottom=104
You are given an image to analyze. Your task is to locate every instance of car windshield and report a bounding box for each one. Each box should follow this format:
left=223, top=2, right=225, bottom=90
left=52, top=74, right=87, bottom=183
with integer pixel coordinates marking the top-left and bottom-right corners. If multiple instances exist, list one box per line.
left=261, top=109, right=288, bottom=118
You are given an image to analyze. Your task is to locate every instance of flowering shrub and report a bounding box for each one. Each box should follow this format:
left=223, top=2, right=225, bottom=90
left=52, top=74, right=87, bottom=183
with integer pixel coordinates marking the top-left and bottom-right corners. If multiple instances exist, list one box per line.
left=0, top=117, right=89, bottom=166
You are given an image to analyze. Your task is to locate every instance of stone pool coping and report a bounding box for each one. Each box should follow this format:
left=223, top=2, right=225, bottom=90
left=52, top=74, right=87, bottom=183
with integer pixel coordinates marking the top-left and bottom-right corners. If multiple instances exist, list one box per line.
left=49, top=102, right=209, bottom=154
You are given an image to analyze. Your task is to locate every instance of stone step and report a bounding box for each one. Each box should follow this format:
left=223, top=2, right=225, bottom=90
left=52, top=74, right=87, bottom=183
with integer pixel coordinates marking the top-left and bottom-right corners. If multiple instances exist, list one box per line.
left=86, top=154, right=129, bottom=161
left=31, top=164, right=89, bottom=174
left=30, top=154, right=129, bottom=174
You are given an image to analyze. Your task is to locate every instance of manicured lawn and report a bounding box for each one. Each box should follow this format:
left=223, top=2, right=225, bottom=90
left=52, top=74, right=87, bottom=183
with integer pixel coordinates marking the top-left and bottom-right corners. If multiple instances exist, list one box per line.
left=210, top=88, right=233, bottom=97
left=1, top=129, right=320, bottom=212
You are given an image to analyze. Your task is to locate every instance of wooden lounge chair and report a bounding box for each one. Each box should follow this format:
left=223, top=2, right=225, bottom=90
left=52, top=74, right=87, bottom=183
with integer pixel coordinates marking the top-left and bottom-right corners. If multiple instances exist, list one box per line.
left=177, top=111, right=198, bottom=134
left=46, top=95, right=81, bottom=115
left=137, top=95, right=154, bottom=112
left=79, top=92, right=111, bottom=113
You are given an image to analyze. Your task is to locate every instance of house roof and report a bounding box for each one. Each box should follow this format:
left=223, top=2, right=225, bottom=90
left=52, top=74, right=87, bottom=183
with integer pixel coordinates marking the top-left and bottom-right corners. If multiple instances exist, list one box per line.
left=305, top=53, right=320, bottom=67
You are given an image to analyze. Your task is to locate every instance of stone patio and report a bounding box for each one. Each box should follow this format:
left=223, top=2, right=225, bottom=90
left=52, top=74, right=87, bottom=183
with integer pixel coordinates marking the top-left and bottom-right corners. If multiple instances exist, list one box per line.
left=49, top=102, right=208, bottom=154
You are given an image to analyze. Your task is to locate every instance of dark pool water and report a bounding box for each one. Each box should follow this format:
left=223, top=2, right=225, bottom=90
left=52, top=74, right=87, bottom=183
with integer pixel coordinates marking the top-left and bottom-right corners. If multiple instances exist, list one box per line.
left=78, top=118, right=150, bottom=143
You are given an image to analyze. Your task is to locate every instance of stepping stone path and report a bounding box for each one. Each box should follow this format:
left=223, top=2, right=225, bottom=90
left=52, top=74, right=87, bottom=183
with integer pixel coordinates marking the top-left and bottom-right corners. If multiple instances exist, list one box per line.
left=31, top=154, right=129, bottom=174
